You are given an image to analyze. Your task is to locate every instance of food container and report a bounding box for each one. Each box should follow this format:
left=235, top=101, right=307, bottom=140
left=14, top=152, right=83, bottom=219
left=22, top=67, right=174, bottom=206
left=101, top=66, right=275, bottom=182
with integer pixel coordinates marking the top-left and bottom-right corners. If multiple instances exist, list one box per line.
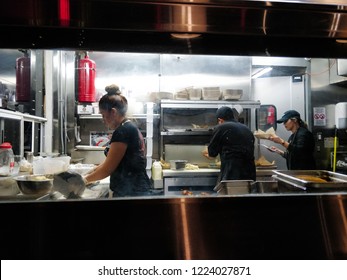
left=170, top=160, right=188, bottom=170
left=175, top=88, right=189, bottom=100
left=68, top=164, right=95, bottom=175
left=188, top=88, right=202, bottom=100
left=0, top=177, right=20, bottom=196
left=33, top=156, right=70, bottom=175
left=251, top=181, right=278, bottom=193
left=273, top=170, right=347, bottom=193
left=14, top=175, right=53, bottom=195
left=214, top=180, right=254, bottom=195
left=222, top=89, right=243, bottom=100
left=202, top=87, right=221, bottom=100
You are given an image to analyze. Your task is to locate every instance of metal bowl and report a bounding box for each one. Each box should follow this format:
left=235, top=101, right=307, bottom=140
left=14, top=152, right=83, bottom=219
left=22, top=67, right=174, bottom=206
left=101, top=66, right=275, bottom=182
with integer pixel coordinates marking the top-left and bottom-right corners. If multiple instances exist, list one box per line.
left=14, top=175, right=53, bottom=196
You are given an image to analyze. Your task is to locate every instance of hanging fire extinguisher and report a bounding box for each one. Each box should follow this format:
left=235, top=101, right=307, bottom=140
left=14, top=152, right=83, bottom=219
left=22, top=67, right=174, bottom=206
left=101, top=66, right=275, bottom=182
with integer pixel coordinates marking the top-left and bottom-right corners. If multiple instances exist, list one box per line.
left=267, top=105, right=276, bottom=127
left=15, top=50, right=31, bottom=102
left=78, top=53, right=96, bottom=103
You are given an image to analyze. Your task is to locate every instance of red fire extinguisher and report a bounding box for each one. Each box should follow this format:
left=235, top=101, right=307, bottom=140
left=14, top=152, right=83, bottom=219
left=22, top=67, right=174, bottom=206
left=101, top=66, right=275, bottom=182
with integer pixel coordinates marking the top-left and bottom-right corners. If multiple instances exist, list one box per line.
left=15, top=50, right=31, bottom=102
left=78, top=53, right=96, bottom=103
left=267, top=105, right=276, bottom=126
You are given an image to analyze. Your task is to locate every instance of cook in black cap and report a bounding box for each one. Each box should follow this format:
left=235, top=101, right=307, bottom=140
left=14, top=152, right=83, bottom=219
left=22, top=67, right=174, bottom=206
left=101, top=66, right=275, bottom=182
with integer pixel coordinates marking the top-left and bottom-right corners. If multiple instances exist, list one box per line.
left=203, top=106, right=256, bottom=182
left=269, top=109, right=316, bottom=170
left=276, top=110, right=301, bottom=123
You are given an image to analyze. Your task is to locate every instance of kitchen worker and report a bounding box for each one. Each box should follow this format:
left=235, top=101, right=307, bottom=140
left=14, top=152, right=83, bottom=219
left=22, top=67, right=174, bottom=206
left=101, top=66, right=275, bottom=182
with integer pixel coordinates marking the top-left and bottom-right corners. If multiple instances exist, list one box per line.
left=268, top=110, right=316, bottom=170
left=203, top=106, right=256, bottom=181
left=84, top=84, right=154, bottom=197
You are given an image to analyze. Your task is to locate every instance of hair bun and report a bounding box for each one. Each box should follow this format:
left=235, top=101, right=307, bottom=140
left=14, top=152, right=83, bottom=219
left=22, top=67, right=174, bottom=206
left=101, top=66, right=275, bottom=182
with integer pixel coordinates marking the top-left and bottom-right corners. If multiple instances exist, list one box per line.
left=105, top=84, right=121, bottom=95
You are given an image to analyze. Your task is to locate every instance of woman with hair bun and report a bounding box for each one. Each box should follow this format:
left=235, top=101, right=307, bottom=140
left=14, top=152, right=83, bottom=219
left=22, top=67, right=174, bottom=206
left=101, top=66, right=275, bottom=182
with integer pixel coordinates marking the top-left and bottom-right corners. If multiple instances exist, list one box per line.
left=269, top=110, right=316, bottom=170
left=84, top=84, right=154, bottom=197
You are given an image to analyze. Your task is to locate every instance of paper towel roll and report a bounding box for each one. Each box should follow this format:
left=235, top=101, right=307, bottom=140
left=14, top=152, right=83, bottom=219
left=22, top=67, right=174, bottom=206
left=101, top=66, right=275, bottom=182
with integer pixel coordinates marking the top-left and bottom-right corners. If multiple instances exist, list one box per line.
left=336, top=102, right=347, bottom=129
left=326, top=104, right=336, bottom=128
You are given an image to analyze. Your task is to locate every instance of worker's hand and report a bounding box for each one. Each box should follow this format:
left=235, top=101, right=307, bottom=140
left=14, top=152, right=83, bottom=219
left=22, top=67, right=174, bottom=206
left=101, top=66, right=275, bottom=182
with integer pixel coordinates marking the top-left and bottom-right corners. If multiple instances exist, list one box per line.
left=202, top=149, right=214, bottom=160
left=269, top=146, right=284, bottom=156
left=269, top=134, right=284, bottom=144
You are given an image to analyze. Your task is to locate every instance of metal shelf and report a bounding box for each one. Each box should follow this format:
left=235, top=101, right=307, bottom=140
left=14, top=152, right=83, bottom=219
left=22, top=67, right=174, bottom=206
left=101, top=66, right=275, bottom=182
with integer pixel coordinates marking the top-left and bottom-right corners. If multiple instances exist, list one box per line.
left=79, top=113, right=160, bottom=120
left=0, top=109, right=47, bottom=122
left=161, top=130, right=213, bottom=136
left=160, top=99, right=261, bottom=109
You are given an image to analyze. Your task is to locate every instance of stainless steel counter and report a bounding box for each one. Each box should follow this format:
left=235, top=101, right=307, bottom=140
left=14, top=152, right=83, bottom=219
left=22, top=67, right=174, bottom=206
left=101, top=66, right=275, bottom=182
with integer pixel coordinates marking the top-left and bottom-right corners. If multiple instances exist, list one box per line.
left=1, top=193, right=347, bottom=259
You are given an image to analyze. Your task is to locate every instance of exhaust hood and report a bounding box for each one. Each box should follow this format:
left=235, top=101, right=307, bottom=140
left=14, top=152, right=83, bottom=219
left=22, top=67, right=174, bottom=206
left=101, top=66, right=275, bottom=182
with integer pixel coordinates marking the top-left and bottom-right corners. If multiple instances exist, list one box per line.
left=1, top=1, right=347, bottom=57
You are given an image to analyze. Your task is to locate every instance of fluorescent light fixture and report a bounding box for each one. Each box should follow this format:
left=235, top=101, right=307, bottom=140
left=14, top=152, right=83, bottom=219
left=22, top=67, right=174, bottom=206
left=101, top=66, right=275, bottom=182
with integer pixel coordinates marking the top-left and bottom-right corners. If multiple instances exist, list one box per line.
left=252, top=67, right=273, bottom=79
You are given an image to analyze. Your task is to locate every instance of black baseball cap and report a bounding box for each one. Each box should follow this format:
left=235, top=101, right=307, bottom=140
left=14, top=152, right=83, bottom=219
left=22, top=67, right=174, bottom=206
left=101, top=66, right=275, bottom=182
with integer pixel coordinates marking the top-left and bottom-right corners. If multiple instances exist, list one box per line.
left=276, top=110, right=300, bottom=123
left=216, top=106, right=235, bottom=120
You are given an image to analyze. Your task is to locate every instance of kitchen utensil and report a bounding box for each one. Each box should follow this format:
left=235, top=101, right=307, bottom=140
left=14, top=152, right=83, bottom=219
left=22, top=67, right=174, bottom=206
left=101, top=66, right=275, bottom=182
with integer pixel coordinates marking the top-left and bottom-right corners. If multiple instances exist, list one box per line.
left=14, top=175, right=53, bottom=196
left=53, top=171, right=86, bottom=198
left=169, top=160, right=188, bottom=170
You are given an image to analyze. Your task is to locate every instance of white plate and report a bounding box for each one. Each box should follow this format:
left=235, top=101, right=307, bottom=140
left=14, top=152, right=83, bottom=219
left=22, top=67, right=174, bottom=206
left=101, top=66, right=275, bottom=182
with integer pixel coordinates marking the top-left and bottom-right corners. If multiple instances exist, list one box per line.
left=75, top=145, right=105, bottom=151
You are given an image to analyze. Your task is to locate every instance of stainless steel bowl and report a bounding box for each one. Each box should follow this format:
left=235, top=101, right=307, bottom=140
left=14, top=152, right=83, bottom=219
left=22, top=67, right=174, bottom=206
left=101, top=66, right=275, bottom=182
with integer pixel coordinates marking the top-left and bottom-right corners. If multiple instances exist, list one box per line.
left=14, top=175, right=53, bottom=195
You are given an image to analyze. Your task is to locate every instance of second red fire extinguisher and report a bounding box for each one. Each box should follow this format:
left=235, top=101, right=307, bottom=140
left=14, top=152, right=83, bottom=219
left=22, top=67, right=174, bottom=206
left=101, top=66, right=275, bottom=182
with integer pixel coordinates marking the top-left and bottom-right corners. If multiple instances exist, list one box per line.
left=78, top=53, right=96, bottom=103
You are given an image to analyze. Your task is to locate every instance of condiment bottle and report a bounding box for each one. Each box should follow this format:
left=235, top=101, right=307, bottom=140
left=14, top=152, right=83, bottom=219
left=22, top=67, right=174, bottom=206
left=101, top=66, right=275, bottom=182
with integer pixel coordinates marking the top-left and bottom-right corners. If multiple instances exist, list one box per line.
left=152, top=161, right=162, bottom=180
left=0, top=142, right=15, bottom=176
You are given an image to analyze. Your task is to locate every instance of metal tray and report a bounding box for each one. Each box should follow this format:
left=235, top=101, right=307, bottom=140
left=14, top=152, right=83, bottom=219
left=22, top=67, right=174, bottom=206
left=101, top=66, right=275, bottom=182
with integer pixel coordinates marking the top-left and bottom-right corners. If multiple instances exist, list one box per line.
left=273, top=170, right=347, bottom=192
left=214, top=180, right=255, bottom=195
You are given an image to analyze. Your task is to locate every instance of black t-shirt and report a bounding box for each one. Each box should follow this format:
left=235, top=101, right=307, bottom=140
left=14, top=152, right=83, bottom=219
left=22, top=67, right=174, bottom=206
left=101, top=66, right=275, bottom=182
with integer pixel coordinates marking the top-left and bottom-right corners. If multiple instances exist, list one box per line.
left=208, top=120, right=256, bottom=181
left=108, top=120, right=151, bottom=196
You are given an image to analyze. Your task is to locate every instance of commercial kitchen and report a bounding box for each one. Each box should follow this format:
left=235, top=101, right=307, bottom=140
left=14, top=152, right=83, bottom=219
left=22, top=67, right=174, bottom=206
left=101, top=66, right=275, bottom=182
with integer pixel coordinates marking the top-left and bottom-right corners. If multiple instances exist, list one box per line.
left=1, top=0, right=347, bottom=259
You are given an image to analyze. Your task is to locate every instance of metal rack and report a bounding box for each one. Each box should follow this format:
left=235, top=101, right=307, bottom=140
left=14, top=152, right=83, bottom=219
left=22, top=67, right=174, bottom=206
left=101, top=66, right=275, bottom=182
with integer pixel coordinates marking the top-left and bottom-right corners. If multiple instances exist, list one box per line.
left=160, top=99, right=261, bottom=160
left=0, top=109, right=47, bottom=157
left=77, top=103, right=159, bottom=176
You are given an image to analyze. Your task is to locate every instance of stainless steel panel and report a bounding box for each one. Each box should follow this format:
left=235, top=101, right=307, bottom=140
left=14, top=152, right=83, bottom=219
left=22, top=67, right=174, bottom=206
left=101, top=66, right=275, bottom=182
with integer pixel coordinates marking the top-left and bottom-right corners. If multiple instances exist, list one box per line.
left=164, top=174, right=218, bottom=195
left=2, top=194, right=347, bottom=259
left=214, top=180, right=254, bottom=195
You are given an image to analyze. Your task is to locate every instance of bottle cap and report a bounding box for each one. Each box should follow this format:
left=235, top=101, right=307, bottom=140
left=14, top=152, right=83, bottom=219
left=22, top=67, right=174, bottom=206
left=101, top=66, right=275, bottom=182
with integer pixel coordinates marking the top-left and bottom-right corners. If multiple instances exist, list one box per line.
left=0, top=142, right=12, bottom=149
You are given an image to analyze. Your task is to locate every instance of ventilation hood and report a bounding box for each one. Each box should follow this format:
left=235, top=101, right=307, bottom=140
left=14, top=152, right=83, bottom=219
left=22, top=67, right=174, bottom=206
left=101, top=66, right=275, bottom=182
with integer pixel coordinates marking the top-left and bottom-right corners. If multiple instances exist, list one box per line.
left=1, top=0, right=347, bottom=57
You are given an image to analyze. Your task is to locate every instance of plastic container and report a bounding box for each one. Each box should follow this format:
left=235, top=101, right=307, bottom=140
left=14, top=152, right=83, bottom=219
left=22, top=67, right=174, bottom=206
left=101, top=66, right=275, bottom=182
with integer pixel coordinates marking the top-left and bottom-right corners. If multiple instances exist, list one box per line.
left=152, top=161, right=162, bottom=180
left=202, top=87, right=221, bottom=100
left=0, top=142, right=15, bottom=176
left=188, top=88, right=202, bottom=100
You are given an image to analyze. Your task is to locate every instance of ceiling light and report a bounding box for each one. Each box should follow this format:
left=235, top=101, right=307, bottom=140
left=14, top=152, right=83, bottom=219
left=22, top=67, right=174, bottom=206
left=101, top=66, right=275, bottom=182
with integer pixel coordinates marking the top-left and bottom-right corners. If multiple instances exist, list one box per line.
left=252, top=67, right=273, bottom=79
left=170, top=33, right=201, bottom=39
